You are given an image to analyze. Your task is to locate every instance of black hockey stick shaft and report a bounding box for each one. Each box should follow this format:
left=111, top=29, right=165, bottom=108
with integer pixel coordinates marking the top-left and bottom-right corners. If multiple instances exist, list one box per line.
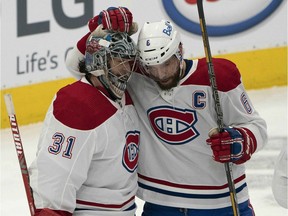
left=196, top=1, right=240, bottom=215
left=4, top=94, right=36, bottom=216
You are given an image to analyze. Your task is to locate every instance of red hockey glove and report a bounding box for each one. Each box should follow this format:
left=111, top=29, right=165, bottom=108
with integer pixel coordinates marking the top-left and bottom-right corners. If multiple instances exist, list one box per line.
left=96, top=7, right=133, bottom=32
left=206, top=127, right=257, bottom=164
left=78, top=7, right=135, bottom=55
left=35, top=208, right=72, bottom=216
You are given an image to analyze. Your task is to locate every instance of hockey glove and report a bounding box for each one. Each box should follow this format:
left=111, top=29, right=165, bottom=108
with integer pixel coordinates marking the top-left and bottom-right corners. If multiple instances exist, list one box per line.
left=206, top=127, right=257, bottom=164
left=77, top=7, right=137, bottom=55
left=95, top=7, right=133, bottom=32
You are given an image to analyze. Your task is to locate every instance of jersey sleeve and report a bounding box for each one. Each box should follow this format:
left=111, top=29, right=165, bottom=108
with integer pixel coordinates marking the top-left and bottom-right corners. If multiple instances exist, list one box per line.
left=215, top=59, right=268, bottom=152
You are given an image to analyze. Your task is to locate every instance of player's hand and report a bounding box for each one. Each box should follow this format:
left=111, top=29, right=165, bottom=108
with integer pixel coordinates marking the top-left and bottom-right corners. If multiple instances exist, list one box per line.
left=95, top=7, right=133, bottom=33
left=206, top=127, right=257, bottom=164
left=77, top=7, right=137, bottom=55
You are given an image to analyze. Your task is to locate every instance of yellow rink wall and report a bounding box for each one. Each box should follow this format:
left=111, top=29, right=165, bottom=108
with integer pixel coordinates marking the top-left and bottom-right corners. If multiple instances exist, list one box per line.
left=1, top=46, right=287, bottom=129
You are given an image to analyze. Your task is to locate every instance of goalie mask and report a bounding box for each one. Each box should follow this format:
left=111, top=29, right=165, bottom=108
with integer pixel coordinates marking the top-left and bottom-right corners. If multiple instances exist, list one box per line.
left=85, top=32, right=137, bottom=100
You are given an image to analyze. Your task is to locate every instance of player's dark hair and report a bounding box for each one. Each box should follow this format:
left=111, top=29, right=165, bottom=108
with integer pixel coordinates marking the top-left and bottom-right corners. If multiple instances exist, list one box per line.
left=78, top=59, right=88, bottom=74
left=78, top=59, right=93, bottom=85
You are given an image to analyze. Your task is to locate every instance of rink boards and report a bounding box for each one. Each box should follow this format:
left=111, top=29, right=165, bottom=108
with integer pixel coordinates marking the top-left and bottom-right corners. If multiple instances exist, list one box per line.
left=1, top=46, right=287, bottom=129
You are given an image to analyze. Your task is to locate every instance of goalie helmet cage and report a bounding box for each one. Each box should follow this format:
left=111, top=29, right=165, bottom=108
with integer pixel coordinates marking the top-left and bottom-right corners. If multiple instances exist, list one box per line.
left=196, top=1, right=240, bottom=215
left=4, top=94, right=36, bottom=216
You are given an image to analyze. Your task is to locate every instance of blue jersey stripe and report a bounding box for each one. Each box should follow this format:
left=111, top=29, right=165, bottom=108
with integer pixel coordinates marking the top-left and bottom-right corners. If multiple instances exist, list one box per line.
left=138, top=182, right=247, bottom=199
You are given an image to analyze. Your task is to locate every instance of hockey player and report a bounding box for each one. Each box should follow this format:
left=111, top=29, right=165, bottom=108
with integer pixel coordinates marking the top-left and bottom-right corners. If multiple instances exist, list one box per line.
left=66, top=7, right=268, bottom=216
left=29, top=31, right=140, bottom=216
left=130, top=20, right=267, bottom=216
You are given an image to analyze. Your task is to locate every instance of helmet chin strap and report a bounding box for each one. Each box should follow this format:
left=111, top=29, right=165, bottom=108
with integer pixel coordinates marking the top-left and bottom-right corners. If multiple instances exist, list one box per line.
left=175, top=48, right=185, bottom=79
left=86, top=72, right=121, bottom=102
left=98, top=75, right=119, bottom=101
left=89, top=69, right=105, bottom=77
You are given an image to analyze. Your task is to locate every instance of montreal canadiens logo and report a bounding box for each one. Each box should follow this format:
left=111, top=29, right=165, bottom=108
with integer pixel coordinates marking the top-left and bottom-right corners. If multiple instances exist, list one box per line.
left=122, top=131, right=140, bottom=172
left=241, top=92, right=252, bottom=114
left=162, top=0, right=283, bottom=36
left=147, top=106, right=199, bottom=145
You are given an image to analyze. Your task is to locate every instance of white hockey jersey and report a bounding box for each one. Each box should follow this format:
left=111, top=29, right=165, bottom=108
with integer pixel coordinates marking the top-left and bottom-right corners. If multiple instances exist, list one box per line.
left=29, top=78, right=140, bottom=216
left=127, top=58, right=268, bottom=209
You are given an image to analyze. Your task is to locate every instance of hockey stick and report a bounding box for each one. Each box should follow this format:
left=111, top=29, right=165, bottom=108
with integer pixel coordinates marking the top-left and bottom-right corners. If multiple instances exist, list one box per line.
left=196, top=1, right=240, bottom=215
left=4, top=94, right=36, bottom=216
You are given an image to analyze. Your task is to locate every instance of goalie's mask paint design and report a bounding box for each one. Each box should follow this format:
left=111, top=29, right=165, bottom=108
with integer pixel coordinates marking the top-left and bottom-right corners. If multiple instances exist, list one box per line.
left=85, top=32, right=137, bottom=100
left=137, top=20, right=184, bottom=90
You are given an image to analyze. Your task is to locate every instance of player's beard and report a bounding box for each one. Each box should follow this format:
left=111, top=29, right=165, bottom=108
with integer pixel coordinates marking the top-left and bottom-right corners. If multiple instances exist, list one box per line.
left=156, top=65, right=181, bottom=90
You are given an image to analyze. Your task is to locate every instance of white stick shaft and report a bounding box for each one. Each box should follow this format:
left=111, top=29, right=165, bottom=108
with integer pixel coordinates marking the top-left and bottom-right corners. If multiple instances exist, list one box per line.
left=4, top=94, right=15, bottom=115
left=4, top=94, right=36, bottom=216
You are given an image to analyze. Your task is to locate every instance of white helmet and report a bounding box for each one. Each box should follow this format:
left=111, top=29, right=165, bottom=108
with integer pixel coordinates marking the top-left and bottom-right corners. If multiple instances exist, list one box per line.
left=138, top=20, right=181, bottom=66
